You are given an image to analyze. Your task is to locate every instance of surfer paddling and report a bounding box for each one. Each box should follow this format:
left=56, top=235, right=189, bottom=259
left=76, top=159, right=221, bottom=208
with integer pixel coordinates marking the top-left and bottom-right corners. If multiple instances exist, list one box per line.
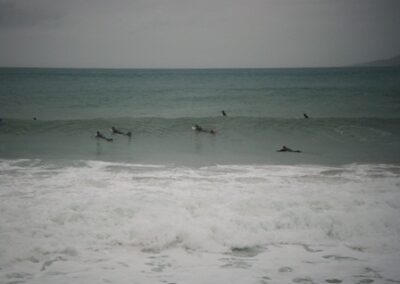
left=96, top=131, right=113, bottom=142
left=277, top=145, right=301, bottom=153
left=111, top=126, right=131, bottom=137
left=193, top=124, right=216, bottom=134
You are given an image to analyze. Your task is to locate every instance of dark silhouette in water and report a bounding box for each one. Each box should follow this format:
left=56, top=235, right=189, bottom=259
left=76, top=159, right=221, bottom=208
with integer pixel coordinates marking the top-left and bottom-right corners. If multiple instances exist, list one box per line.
left=303, top=113, right=309, bottom=119
left=222, top=110, right=227, bottom=116
left=193, top=124, right=216, bottom=134
left=33, top=117, right=37, bottom=120
left=96, top=131, right=113, bottom=142
left=277, top=145, right=301, bottom=153
left=111, top=126, right=131, bottom=137
left=193, top=124, right=203, bottom=131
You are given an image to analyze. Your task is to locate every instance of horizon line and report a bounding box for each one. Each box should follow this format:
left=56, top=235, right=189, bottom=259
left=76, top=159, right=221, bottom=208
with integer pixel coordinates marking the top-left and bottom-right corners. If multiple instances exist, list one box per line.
left=0, top=65, right=390, bottom=70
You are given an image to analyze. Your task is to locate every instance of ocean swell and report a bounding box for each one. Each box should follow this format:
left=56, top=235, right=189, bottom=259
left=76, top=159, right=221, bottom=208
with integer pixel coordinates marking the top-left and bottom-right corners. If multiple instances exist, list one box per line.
left=0, top=117, right=399, bottom=165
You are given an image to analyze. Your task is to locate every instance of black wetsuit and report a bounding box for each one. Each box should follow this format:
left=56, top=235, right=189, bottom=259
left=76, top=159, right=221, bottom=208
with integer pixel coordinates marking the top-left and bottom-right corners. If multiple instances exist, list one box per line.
left=111, top=127, right=131, bottom=137
left=277, top=146, right=301, bottom=153
left=96, top=132, right=113, bottom=142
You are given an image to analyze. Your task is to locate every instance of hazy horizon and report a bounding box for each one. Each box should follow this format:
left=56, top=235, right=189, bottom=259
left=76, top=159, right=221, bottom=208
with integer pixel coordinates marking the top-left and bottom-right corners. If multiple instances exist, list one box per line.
left=1, top=0, right=399, bottom=69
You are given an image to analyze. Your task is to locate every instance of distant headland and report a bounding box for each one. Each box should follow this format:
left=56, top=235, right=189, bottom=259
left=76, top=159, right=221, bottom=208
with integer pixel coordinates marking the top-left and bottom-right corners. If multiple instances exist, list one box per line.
left=352, top=54, right=400, bottom=67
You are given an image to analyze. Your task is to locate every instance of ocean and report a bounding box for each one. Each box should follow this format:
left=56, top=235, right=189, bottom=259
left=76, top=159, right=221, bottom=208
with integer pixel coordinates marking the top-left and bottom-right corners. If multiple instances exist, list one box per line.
left=1, top=67, right=400, bottom=283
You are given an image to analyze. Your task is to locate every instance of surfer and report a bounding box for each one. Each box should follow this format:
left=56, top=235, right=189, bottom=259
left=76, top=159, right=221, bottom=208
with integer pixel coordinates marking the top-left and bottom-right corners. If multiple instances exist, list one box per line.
left=96, top=131, right=113, bottom=142
left=303, top=113, right=309, bottom=119
left=193, top=124, right=216, bottom=134
left=111, top=126, right=131, bottom=137
left=193, top=124, right=203, bottom=131
left=222, top=110, right=227, bottom=116
left=277, top=145, right=301, bottom=153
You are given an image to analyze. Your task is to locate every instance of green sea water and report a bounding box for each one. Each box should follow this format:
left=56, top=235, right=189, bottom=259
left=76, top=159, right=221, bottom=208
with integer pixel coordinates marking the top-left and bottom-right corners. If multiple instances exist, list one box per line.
left=1, top=67, right=399, bottom=165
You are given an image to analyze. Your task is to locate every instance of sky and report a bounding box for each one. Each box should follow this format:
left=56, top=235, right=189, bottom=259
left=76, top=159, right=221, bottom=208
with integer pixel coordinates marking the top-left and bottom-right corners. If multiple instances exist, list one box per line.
left=0, top=0, right=399, bottom=68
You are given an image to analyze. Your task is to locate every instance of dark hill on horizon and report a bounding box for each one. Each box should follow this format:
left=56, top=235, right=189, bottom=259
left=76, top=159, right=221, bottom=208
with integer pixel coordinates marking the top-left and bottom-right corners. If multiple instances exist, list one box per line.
left=353, top=54, right=400, bottom=67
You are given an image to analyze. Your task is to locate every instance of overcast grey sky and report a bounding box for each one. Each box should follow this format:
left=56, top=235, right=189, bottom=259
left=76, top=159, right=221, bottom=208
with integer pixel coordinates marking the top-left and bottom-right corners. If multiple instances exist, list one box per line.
left=0, top=0, right=399, bottom=68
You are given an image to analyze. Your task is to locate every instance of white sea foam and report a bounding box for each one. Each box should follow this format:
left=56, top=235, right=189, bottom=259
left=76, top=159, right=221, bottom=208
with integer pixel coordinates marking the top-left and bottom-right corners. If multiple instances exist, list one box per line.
left=1, top=159, right=400, bottom=283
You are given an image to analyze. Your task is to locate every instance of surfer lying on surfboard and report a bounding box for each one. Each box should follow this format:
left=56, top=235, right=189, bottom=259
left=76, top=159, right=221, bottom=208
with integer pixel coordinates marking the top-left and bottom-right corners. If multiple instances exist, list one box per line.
left=111, top=126, right=131, bottom=137
left=192, top=124, right=217, bottom=134
left=96, top=131, right=113, bottom=142
left=277, top=145, right=301, bottom=153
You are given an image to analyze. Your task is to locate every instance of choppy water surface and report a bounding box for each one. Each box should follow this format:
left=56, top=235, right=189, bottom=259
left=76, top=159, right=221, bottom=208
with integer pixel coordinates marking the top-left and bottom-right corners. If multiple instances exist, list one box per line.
left=1, top=159, right=400, bottom=283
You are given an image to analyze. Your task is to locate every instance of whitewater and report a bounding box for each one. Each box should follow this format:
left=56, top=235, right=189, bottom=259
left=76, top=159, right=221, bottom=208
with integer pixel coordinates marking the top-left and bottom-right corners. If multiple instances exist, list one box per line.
left=1, top=67, right=400, bottom=283
left=0, top=159, right=399, bottom=283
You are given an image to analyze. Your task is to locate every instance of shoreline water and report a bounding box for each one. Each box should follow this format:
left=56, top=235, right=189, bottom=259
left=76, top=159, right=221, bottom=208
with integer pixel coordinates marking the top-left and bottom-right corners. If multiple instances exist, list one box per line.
left=1, top=158, right=400, bottom=283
